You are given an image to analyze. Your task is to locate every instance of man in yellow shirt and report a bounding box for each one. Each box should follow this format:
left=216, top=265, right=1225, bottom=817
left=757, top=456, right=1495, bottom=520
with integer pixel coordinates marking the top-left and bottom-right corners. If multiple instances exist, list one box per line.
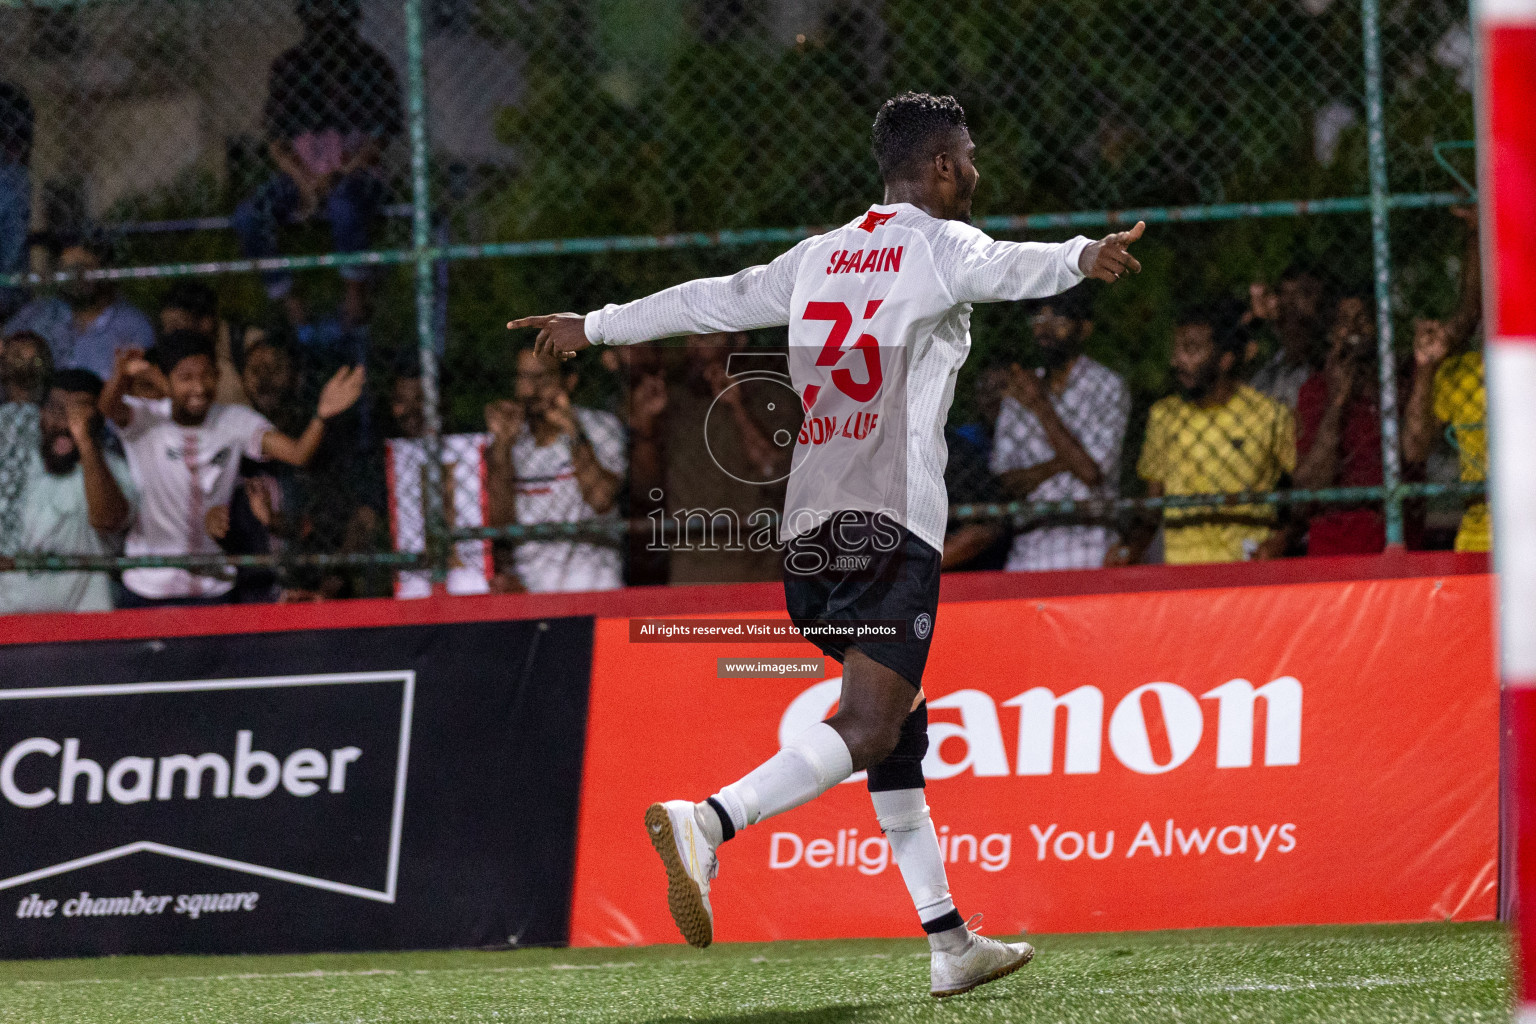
left=1113, top=305, right=1296, bottom=564
left=1405, top=338, right=1486, bottom=551
left=1402, top=209, right=1485, bottom=552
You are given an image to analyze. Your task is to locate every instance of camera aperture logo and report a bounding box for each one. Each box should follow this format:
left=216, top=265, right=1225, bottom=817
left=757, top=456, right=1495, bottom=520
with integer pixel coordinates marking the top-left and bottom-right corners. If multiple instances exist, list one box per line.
left=0, top=672, right=413, bottom=905
left=704, top=364, right=803, bottom=486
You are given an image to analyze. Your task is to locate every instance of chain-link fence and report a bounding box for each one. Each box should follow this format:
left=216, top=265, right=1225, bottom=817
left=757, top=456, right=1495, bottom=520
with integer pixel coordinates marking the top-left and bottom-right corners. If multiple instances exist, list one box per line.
left=0, top=0, right=1484, bottom=608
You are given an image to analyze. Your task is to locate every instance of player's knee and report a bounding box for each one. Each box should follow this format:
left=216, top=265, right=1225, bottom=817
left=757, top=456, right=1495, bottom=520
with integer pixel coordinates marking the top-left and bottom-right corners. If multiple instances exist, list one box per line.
left=864, top=716, right=905, bottom=767
left=866, top=703, right=929, bottom=792
left=827, top=705, right=905, bottom=771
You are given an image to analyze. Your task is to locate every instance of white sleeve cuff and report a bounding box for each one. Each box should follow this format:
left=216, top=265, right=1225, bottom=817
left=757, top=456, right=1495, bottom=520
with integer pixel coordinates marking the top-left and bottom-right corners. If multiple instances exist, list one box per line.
left=1061, top=235, right=1093, bottom=280
left=583, top=308, right=608, bottom=346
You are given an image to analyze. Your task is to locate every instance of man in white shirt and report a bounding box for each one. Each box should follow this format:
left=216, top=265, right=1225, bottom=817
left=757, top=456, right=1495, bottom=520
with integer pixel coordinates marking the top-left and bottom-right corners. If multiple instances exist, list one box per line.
left=0, top=369, right=135, bottom=613
left=989, top=287, right=1130, bottom=570
left=484, top=347, right=626, bottom=593
left=100, top=330, right=365, bottom=606
left=509, top=92, right=1143, bottom=996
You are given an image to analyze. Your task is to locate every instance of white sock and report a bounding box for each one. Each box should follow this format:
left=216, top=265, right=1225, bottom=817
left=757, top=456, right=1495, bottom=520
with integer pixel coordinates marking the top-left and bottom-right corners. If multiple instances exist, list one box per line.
left=872, top=788, right=966, bottom=951
left=695, top=723, right=853, bottom=844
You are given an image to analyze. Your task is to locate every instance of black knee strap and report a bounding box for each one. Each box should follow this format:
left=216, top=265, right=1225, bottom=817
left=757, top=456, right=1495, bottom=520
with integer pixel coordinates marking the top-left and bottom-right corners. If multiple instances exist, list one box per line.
left=866, top=702, right=928, bottom=793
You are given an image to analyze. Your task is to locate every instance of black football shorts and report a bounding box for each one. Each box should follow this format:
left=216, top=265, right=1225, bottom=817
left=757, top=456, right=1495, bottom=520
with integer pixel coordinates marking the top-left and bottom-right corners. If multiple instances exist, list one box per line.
left=782, top=510, right=940, bottom=690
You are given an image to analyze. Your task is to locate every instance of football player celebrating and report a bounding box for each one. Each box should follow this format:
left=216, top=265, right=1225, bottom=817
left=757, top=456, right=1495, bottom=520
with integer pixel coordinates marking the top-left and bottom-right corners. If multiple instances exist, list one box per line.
left=509, top=92, right=1142, bottom=998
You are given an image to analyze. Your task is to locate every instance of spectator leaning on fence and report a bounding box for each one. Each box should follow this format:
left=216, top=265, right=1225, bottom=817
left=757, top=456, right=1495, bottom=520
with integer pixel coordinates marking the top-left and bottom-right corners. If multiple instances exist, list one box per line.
left=0, top=81, right=32, bottom=319
left=1116, top=304, right=1296, bottom=566
left=1403, top=208, right=1485, bottom=552
left=203, top=334, right=309, bottom=604
left=205, top=466, right=286, bottom=605
left=3, top=236, right=155, bottom=380
left=0, top=369, right=135, bottom=614
left=988, top=287, right=1130, bottom=571
left=234, top=0, right=403, bottom=330
left=99, top=331, right=364, bottom=607
left=628, top=334, right=791, bottom=585
left=1290, top=294, right=1395, bottom=555
left=257, top=331, right=384, bottom=601
left=485, top=346, right=626, bottom=593
left=1247, top=265, right=1329, bottom=411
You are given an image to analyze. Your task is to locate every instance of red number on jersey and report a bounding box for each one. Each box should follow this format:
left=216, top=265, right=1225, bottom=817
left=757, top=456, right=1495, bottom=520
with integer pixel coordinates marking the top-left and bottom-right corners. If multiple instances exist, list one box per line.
left=801, top=300, right=882, bottom=405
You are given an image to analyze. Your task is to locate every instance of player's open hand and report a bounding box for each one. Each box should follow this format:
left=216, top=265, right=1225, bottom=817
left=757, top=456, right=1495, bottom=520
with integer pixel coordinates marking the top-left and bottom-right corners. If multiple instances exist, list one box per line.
left=507, top=312, right=591, bottom=361
left=1079, top=221, right=1145, bottom=283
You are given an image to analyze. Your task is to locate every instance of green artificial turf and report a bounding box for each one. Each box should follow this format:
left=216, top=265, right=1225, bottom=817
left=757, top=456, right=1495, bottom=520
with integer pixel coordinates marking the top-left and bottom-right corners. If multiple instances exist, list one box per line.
left=0, top=922, right=1511, bottom=1023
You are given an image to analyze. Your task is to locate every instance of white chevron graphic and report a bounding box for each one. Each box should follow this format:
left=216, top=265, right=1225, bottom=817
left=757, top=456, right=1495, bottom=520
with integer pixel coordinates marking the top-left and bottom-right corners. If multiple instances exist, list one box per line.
left=0, top=841, right=394, bottom=902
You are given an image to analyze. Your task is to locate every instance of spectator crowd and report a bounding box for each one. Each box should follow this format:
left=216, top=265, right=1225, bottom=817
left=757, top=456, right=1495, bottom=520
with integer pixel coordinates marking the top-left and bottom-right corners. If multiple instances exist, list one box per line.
left=0, top=0, right=1490, bottom=613
left=0, top=205, right=1488, bottom=615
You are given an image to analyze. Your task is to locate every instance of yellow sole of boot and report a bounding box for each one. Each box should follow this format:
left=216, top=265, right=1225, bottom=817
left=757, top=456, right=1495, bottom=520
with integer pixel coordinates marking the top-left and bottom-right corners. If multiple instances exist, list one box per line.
left=644, top=802, right=714, bottom=949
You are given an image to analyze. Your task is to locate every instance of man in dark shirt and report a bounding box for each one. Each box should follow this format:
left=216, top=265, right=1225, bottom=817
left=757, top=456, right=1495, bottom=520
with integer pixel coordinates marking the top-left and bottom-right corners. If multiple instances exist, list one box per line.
left=233, top=0, right=403, bottom=329
left=1292, top=293, right=1413, bottom=555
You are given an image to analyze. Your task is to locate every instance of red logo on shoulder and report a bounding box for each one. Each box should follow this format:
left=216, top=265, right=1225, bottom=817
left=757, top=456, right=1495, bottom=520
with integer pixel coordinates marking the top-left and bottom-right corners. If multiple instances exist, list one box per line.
left=856, top=210, right=897, bottom=232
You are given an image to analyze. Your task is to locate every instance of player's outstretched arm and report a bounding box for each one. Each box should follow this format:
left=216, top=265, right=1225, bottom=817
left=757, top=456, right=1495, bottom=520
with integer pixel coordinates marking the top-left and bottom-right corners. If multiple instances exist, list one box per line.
left=1077, top=221, right=1145, bottom=283
left=948, top=221, right=1146, bottom=304
left=508, top=239, right=812, bottom=355
left=507, top=312, right=591, bottom=362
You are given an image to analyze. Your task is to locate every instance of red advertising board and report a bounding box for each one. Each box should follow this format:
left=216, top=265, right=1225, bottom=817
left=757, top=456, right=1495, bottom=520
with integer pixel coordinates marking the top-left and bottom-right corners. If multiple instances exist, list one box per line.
left=571, top=573, right=1498, bottom=945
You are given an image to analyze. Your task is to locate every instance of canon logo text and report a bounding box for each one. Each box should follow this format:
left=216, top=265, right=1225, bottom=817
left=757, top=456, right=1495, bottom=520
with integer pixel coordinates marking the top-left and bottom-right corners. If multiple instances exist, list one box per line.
left=782, top=677, right=1302, bottom=779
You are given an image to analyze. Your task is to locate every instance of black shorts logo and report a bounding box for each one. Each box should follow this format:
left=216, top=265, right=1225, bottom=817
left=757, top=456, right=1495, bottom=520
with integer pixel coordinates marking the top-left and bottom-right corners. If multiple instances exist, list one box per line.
left=913, top=612, right=932, bottom=640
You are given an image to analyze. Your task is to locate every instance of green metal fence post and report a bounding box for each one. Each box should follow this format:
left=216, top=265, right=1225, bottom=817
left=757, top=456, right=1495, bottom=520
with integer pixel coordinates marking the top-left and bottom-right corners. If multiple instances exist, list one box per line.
left=403, top=0, right=447, bottom=585
left=1361, top=0, right=1405, bottom=547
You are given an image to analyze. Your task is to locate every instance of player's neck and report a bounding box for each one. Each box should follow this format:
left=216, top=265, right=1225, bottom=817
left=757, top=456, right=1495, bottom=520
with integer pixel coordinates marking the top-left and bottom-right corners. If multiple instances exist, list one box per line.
left=881, top=184, right=946, bottom=220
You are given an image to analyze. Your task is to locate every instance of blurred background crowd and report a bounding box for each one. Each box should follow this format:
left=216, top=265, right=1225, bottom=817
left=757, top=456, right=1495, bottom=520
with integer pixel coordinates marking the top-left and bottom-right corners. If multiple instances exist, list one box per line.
left=0, top=0, right=1483, bottom=611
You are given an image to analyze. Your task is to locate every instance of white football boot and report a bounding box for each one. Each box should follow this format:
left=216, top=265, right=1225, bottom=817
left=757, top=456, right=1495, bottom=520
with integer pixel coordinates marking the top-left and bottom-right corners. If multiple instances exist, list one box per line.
left=644, top=800, right=719, bottom=948
left=929, top=914, right=1035, bottom=998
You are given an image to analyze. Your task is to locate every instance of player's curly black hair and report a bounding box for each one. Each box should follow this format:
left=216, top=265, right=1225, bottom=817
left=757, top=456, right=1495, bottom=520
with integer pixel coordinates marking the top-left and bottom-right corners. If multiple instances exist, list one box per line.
left=870, top=92, right=968, bottom=183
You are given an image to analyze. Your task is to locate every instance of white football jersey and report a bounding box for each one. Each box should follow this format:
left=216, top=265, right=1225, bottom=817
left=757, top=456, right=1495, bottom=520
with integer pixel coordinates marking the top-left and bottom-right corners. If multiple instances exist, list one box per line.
left=585, top=202, right=1091, bottom=553
left=113, top=396, right=274, bottom=599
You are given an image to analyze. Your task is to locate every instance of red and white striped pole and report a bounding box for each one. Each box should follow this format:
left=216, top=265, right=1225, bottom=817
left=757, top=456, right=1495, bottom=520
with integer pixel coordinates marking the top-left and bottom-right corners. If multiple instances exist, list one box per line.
left=1479, top=0, right=1536, bottom=1016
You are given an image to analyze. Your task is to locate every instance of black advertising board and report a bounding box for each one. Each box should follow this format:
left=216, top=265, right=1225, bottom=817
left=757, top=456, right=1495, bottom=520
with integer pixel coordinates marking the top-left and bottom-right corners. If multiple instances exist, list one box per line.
left=0, top=617, right=592, bottom=957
